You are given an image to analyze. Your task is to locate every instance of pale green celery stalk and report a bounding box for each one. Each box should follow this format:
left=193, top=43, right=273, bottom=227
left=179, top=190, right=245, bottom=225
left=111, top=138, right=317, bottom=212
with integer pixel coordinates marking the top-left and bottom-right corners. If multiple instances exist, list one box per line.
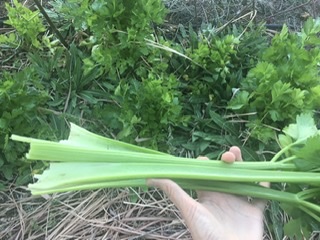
left=271, top=136, right=314, bottom=163
left=29, top=179, right=146, bottom=195
left=28, top=167, right=320, bottom=222
left=297, top=188, right=320, bottom=200
left=11, top=123, right=296, bottom=170
left=270, top=140, right=302, bottom=162
left=12, top=135, right=296, bottom=171
left=12, top=123, right=320, bottom=222
left=65, top=123, right=168, bottom=155
left=28, top=162, right=320, bottom=190
left=14, top=123, right=166, bottom=155
left=178, top=180, right=320, bottom=222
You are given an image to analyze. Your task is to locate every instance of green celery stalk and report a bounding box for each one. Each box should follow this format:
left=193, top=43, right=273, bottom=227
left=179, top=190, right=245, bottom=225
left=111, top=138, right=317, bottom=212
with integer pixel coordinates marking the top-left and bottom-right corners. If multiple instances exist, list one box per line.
left=28, top=162, right=320, bottom=188
left=10, top=122, right=320, bottom=222
left=13, top=135, right=296, bottom=170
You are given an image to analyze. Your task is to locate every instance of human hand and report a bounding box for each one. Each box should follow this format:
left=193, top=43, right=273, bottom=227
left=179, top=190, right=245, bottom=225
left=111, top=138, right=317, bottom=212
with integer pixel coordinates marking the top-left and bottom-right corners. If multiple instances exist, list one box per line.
left=147, top=147, right=268, bottom=240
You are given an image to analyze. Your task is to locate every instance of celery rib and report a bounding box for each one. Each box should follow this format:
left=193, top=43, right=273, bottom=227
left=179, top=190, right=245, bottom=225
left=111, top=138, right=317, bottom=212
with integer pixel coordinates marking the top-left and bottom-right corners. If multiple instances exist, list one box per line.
left=24, top=141, right=297, bottom=170
left=30, top=162, right=320, bottom=190
left=11, top=122, right=320, bottom=223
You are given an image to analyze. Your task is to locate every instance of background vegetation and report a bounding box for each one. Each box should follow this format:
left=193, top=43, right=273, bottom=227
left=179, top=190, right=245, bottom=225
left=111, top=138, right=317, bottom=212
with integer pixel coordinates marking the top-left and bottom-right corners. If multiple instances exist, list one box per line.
left=0, top=0, right=319, bottom=239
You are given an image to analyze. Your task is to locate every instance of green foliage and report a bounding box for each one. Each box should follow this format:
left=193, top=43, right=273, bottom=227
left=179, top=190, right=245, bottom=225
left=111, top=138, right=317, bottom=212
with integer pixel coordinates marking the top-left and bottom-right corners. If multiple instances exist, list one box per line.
left=170, top=23, right=268, bottom=107
left=3, top=0, right=45, bottom=49
left=0, top=32, right=19, bottom=48
left=265, top=201, right=285, bottom=240
left=43, top=0, right=183, bottom=151
left=32, top=43, right=97, bottom=94
left=165, top=23, right=270, bottom=160
left=114, top=73, right=187, bottom=149
left=0, top=68, right=48, bottom=184
left=272, top=113, right=320, bottom=238
left=229, top=19, right=320, bottom=142
left=186, top=34, right=240, bottom=103
left=55, top=0, right=167, bottom=77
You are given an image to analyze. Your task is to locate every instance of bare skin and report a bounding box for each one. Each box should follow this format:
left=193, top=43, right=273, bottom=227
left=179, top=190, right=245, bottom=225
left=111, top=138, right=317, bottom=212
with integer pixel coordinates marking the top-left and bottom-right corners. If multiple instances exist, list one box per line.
left=147, top=147, right=268, bottom=240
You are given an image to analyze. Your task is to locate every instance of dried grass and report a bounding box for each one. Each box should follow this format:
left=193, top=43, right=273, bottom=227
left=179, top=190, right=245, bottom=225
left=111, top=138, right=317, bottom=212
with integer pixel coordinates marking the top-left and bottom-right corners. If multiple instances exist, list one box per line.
left=163, top=0, right=320, bottom=31
left=0, top=186, right=191, bottom=240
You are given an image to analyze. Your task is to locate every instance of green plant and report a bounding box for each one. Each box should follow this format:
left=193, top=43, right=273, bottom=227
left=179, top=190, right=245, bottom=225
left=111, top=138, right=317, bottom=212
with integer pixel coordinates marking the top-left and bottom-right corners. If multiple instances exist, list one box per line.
left=3, top=0, right=46, bottom=49
left=42, top=0, right=183, bottom=150
left=114, top=73, right=188, bottom=150
left=228, top=18, right=320, bottom=143
left=29, top=43, right=104, bottom=117
left=168, top=23, right=268, bottom=107
left=54, top=0, right=166, bottom=77
left=0, top=68, right=48, bottom=185
left=182, top=33, right=240, bottom=105
left=163, top=23, right=270, bottom=160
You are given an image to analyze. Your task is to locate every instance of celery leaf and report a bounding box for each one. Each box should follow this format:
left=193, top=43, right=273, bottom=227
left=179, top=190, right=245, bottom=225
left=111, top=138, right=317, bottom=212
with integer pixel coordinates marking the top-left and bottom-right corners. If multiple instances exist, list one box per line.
left=283, top=218, right=311, bottom=239
left=282, top=113, right=318, bottom=142
left=294, top=135, right=320, bottom=171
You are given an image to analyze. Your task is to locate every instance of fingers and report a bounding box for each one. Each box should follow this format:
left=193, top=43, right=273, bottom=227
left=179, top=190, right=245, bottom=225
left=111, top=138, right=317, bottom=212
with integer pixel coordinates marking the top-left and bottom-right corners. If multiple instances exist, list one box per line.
left=221, top=146, right=242, bottom=163
left=221, top=152, right=236, bottom=163
left=259, top=182, right=270, bottom=188
left=229, top=146, right=242, bottom=161
left=146, top=179, right=199, bottom=219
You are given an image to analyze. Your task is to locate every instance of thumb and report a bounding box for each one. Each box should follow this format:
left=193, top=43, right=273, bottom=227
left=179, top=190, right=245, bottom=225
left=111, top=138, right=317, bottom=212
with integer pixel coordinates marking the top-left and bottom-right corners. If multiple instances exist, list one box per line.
left=146, top=179, right=199, bottom=220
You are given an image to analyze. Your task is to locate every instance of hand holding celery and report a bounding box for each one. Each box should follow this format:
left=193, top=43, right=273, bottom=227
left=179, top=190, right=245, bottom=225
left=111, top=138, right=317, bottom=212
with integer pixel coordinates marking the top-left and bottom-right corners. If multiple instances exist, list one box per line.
left=11, top=113, right=320, bottom=222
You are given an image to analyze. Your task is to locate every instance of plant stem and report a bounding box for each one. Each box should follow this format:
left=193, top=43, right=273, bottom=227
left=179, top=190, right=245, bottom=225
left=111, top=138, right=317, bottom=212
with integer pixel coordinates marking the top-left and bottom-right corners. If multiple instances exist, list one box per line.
left=31, top=162, right=320, bottom=189
left=33, top=0, right=69, bottom=49
left=299, top=204, right=320, bottom=222
left=20, top=139, right=298, bottom=171
left=278, top=156, right=296, bottom=164
left=270, top=139, right=304, bottom=162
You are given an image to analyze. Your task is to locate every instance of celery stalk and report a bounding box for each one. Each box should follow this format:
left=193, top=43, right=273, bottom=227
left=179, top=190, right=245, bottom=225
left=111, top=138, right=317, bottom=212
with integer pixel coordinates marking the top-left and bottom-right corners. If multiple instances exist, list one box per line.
left=28, top=162, right=320, bottom=188
left=12, top=135, right=296, bottom=170
left=10, top=122, right=320, bottom=222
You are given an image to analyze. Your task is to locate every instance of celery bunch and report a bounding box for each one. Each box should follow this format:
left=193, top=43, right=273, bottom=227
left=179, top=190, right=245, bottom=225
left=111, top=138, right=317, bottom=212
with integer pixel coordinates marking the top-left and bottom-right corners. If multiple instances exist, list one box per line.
left=11, top=114, right=320, bottom=229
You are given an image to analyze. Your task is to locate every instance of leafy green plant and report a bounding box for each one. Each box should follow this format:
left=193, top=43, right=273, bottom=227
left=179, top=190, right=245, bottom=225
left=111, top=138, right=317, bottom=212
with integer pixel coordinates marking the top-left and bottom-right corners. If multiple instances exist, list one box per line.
left=163, top=23, right=270, bottom=160
left=0, top=32, right=19, bottom=48
left=168, top=23, right=268, bottom=107
left=29, top=43, right=104, bottom=115
left=0, top=68, right=48, bottom=185
left=228, top=18, right=320, bottom=143
left=114, top=73, right=188, bottom=149
left=182, top=33, right=240, bottom=105
left=3, top=0, right=46, bottom=49
left=54, top=0, right=166, bottom=78
left=42, top=0, right=183, bottom=150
